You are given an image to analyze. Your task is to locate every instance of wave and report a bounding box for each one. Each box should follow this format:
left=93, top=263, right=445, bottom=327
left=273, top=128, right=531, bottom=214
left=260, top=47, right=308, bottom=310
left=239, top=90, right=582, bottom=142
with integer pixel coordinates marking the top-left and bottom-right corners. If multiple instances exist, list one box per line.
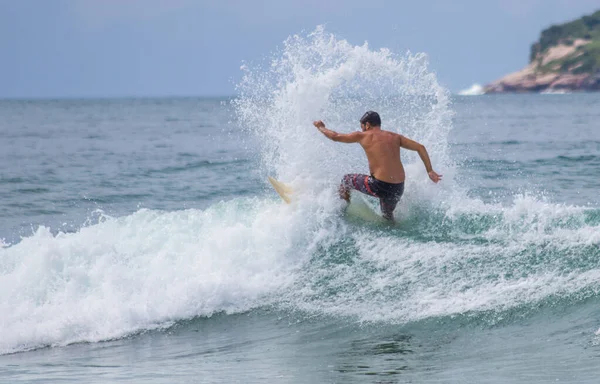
left=0, top=201, right=312, bottom=355
left=143, top=158, right=249, bottom=176
left=458, top=84, right=485, bottom=96
left=2, top=193, right=599, bottom=354
left=289, top=194, right=600, bottom=322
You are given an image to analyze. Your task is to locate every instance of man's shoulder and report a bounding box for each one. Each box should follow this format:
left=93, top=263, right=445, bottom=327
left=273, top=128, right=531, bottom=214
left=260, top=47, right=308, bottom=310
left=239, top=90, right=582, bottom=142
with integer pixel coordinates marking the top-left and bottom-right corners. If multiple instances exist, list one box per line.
left=380, top=129, right=401, bottom=140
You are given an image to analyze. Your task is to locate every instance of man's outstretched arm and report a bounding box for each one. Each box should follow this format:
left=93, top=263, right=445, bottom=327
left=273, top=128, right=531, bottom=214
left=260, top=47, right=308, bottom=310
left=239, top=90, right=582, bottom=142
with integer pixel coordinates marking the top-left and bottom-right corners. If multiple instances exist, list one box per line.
left=313, top=120, right=362, bottom=143
left=398, top=135, right=443, bottom=183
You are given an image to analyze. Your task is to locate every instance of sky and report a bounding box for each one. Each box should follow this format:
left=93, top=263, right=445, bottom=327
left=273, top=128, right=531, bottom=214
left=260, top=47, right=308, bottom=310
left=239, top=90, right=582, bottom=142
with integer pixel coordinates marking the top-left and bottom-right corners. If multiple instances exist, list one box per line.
left=1, top=0, right=599, bottom=98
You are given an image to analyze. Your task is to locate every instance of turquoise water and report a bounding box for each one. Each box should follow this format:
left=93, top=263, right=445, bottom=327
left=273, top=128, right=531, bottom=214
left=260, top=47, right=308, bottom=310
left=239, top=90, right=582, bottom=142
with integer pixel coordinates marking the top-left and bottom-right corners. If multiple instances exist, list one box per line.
left=2, top=29, right=600, bottom=383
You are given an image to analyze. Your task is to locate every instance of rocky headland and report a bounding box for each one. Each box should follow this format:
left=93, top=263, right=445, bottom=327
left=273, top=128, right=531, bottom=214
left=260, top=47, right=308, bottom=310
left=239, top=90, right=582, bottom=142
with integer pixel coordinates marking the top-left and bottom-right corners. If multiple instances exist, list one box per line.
left=485, top=10, right=600, bottom=93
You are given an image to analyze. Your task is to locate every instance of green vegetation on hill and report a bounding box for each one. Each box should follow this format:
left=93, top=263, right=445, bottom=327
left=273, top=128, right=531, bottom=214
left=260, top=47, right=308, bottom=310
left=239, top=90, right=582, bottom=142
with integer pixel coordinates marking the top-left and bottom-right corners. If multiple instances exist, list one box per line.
left=529, top=10, right=600, bottom=74
left=562, top=40, right=600, bottom=74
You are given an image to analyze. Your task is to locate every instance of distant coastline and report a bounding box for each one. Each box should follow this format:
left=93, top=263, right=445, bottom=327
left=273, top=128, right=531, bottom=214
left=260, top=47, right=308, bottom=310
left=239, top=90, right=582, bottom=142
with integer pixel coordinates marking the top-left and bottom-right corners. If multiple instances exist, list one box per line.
left=484, top=10, right=600, bottom=94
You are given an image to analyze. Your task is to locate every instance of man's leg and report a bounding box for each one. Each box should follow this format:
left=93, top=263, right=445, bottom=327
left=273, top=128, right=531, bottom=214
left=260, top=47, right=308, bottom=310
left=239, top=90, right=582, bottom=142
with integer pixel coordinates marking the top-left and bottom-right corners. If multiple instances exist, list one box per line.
left=380, top=197, right=399, bottom=221
left=340, top=174, right=377, bottom=201
left=378, top=182, right=404, bottom=221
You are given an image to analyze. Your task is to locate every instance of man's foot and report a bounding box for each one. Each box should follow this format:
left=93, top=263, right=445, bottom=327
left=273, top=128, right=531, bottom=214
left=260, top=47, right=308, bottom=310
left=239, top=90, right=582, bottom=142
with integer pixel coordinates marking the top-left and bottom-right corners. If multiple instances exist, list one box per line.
left=339, top=185, right=350, bottom=202
left=382, top=213, right=395, bottom=222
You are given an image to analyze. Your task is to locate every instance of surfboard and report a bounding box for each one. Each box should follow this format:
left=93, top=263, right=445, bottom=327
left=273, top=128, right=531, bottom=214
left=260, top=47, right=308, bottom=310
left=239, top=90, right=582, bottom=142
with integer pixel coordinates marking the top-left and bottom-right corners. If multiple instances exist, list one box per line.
left=268, top=176, right=384, bottom=222
left=268, top=176, right=293, bottom=204
left=345, top=192, right=385, bottom=223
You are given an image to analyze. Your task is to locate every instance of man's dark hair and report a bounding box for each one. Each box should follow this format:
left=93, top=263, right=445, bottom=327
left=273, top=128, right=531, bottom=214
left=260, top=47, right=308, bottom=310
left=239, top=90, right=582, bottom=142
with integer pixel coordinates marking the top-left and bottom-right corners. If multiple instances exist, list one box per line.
left=360, top=111, right=381, bottom=126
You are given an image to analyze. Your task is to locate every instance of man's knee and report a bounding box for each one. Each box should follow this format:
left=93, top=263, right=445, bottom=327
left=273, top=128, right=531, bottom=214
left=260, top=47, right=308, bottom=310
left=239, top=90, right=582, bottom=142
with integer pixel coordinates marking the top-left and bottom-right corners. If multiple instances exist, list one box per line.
left=341, top=174, right=353, bottom=188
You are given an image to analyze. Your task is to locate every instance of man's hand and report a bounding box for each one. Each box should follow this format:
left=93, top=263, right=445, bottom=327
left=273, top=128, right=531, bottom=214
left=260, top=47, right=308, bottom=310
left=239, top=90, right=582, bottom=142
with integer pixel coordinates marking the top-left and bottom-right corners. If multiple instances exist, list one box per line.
left=428, top=171, right=442, bottom=183
left=313, top=120, right=362, bottom=143
left=313, top=120, right=326, bottom=129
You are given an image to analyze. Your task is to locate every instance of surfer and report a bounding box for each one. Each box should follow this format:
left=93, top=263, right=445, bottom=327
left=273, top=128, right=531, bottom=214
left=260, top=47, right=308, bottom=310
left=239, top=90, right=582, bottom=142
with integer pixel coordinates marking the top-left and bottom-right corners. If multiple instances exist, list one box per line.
left=314, top=111, right=442, bottom=221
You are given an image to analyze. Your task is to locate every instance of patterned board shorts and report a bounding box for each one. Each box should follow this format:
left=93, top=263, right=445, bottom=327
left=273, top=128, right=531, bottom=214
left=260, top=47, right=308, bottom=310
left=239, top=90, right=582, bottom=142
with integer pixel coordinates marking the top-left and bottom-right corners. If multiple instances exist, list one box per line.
left=341, top=174, right=404, bottom=220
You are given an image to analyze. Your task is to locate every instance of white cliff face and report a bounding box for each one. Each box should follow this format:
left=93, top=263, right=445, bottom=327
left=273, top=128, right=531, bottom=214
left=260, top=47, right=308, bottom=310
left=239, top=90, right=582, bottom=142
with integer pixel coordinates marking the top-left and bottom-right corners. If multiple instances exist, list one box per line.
left=538, top=39, right=589, bottom=66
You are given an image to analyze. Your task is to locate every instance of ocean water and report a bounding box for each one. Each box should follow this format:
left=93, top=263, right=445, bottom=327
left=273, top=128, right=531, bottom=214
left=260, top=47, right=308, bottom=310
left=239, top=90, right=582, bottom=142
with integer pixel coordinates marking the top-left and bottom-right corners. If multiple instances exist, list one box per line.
left=2, top=29, right=600, bottom=383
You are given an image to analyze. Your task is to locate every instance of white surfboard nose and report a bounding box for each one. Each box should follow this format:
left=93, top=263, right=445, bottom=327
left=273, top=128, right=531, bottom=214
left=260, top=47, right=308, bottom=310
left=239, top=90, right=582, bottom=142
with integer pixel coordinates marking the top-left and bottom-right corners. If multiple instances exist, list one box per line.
left=268, top=177, right=294, bottom=204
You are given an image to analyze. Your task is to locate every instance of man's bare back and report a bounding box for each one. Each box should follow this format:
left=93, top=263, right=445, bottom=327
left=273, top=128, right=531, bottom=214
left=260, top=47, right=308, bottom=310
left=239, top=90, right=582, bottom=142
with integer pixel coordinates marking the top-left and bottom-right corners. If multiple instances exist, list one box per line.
left=313, top=110, right=441, bottom=220
left=358, top=129, right=405, bottom=183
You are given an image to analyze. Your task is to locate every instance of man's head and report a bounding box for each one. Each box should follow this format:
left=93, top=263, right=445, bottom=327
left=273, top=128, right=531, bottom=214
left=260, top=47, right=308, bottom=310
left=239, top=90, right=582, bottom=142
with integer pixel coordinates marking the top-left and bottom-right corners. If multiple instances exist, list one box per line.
left=360, top=111, right=381, bottom=131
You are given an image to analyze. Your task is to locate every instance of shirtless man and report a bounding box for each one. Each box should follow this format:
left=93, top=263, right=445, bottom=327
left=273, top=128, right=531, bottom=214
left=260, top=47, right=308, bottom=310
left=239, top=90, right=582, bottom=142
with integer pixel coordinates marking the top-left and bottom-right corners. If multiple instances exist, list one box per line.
left=314, top=110, right=442, bottom=221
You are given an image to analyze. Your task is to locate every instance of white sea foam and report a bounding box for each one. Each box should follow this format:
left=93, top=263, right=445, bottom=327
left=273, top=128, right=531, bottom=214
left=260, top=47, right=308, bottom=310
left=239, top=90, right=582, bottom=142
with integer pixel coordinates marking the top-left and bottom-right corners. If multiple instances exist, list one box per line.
left=458, top=83, right=485, bottom=96
left=0, top=201, right=317, bottom=355
left=2, top=193, right=597, bottom=354
left=235, top=25, right=455, bottom=197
